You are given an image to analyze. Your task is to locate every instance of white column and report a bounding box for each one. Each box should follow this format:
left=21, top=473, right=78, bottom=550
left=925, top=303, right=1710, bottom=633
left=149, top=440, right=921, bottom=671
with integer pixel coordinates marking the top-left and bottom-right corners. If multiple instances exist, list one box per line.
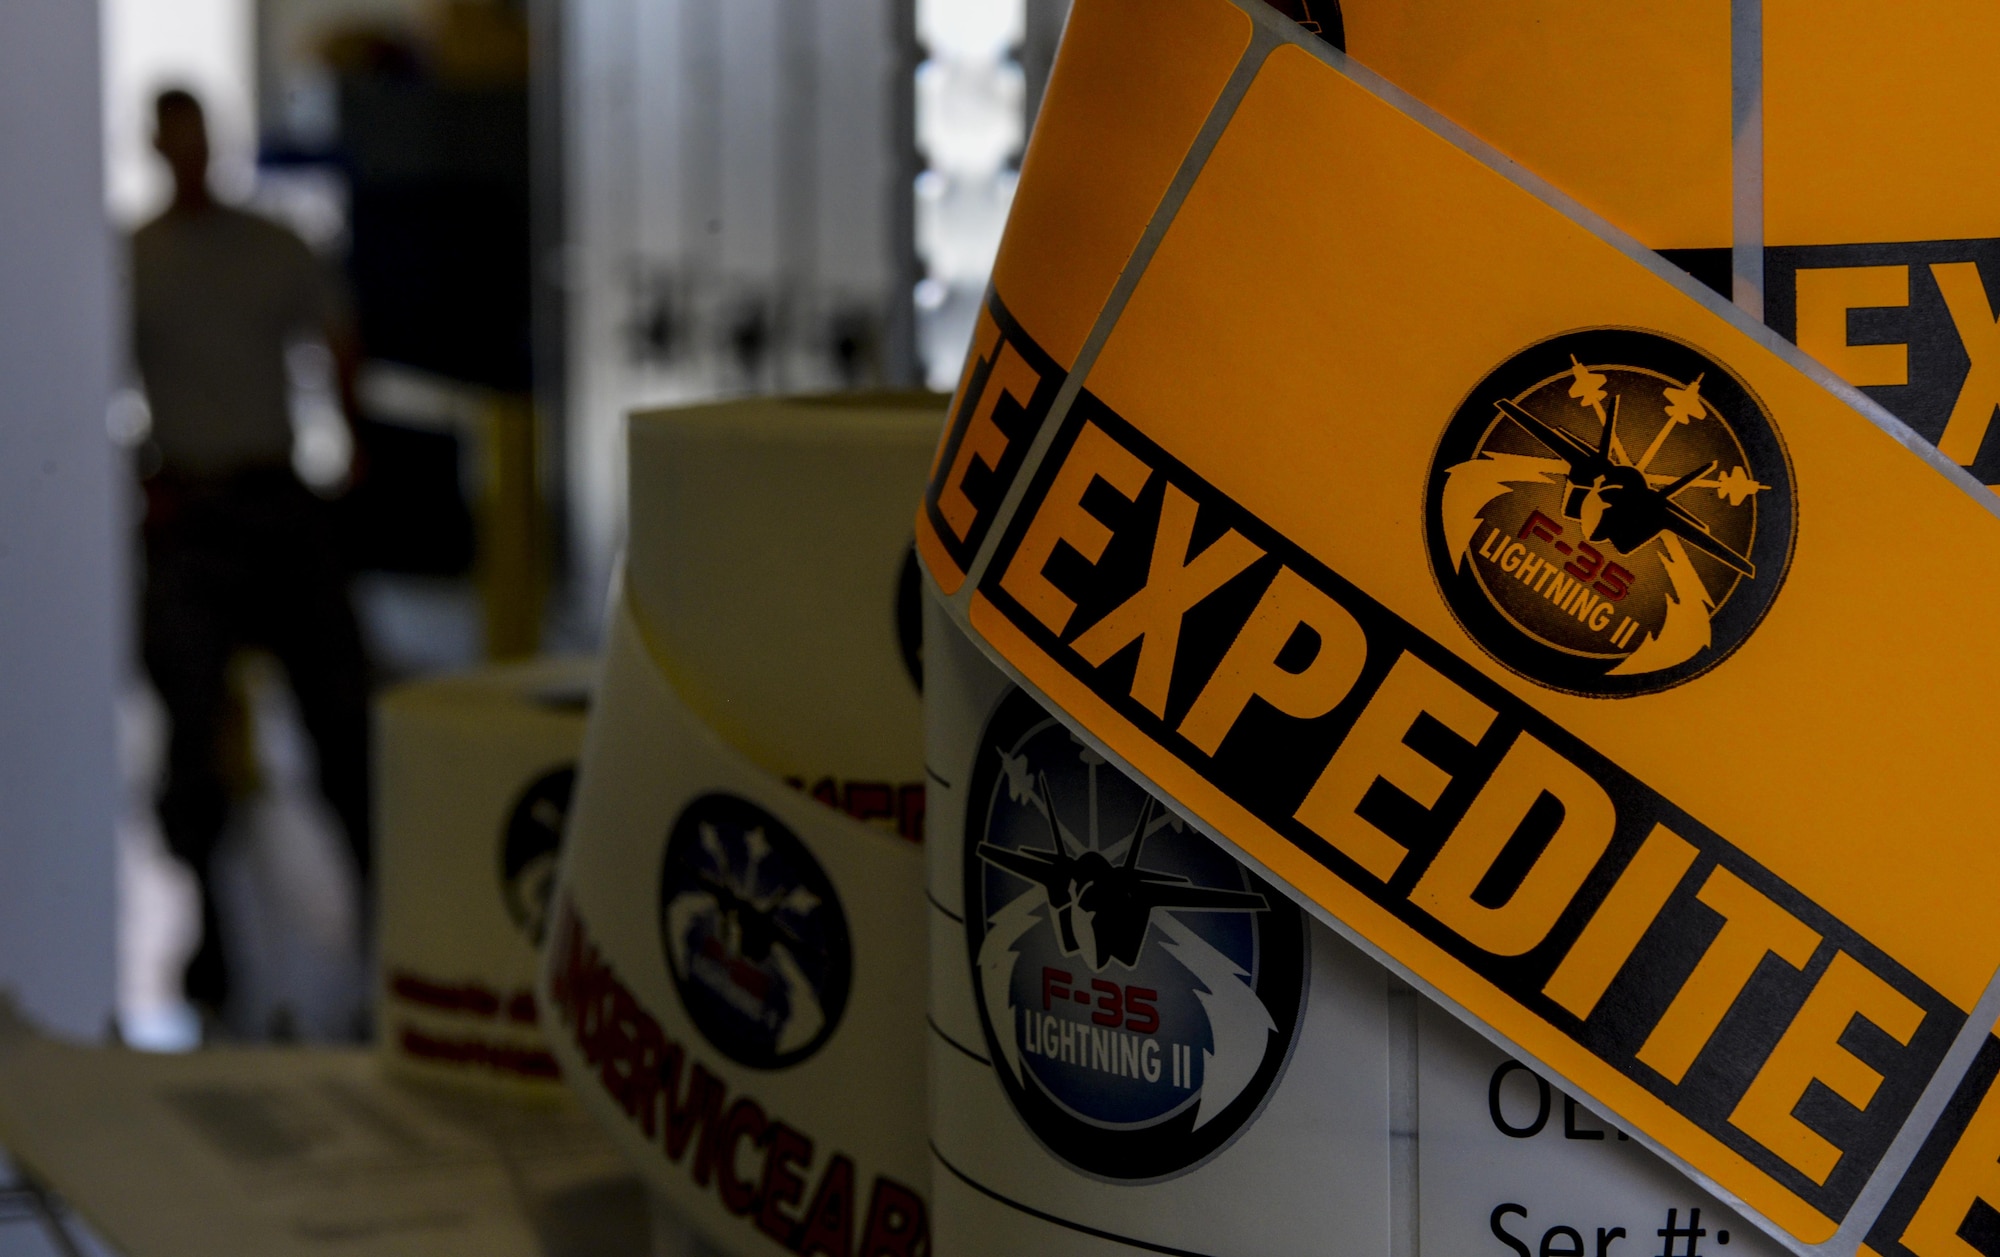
left=913, top=0, right=1026, bottom=389
left=0, top=0, right=120, bottom=1039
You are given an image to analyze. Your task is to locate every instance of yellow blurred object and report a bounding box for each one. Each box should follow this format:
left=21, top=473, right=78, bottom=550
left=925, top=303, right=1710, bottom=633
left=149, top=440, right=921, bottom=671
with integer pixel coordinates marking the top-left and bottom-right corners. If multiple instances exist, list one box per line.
left=429, top=0, right=529, bottom=88
left=478, top=394, right=543, bottom=662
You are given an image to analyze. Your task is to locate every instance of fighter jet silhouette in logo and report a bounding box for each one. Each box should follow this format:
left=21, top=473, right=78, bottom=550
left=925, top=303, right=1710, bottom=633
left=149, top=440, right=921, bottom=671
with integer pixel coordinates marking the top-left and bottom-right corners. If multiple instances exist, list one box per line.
left=663, top=819, right=833, bottom=1060
left=1495, top=395, right=1757, bottom=578
left=977, top=779, right=1267, bottom=971
left=671, top=836, right=817, bottom=967
left=971, top=724, right=1301, bottom=1144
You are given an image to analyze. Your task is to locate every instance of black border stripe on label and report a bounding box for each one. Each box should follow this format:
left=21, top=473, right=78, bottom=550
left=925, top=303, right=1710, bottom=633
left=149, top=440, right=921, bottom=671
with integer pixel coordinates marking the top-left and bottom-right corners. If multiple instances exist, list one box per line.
left=930, top=1144, right=1222, bottom=1257
left=972, top=383, right=1967, bottom=1225
left=929, top=1019, right=991, bottom=1069
left=923, top=291, right=1067, bottom=577
left=926, top=891, right=965, bottom=925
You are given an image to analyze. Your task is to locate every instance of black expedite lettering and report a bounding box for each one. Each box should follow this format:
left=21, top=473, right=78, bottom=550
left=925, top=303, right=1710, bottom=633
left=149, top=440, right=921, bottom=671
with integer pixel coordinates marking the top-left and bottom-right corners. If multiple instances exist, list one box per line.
left=1764, top=239, right=2000, bottom=480
left=975, top=386, right=1964, bottom=1225
left=922, top=291, right=1066, bottom=579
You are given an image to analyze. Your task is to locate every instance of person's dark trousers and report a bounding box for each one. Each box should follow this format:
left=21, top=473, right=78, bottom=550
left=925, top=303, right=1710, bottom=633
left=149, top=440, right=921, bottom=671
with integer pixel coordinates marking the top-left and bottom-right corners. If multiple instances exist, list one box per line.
left=141, top=466, right=372, bottom=1012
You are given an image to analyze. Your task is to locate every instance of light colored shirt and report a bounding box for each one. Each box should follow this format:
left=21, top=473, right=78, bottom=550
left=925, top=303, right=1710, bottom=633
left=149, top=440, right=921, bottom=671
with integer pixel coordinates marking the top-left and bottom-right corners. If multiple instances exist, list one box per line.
left=131, top=205, right=336, bottom=478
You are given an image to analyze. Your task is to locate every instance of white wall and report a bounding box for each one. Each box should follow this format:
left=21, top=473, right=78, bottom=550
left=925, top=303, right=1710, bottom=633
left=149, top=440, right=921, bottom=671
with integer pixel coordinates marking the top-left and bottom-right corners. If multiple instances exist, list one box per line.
left=0, top=0, right=121, bottom=1040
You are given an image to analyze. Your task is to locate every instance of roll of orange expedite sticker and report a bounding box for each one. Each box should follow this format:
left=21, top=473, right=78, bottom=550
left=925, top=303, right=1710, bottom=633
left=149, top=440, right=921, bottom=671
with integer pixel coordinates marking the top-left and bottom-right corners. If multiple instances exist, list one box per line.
left=919, top=3, right=2000, bottom=1254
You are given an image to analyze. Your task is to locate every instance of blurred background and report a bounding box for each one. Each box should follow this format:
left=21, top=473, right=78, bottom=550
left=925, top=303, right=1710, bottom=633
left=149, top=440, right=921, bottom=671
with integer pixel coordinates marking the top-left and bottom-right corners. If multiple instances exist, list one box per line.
left=0, top=0, right=1071, bottom=1058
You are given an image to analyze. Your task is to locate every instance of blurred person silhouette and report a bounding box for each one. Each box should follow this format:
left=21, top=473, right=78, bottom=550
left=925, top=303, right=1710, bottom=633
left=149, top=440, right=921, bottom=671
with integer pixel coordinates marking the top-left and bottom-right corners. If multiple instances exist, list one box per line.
left=132, top=88, right=371, bottom=1024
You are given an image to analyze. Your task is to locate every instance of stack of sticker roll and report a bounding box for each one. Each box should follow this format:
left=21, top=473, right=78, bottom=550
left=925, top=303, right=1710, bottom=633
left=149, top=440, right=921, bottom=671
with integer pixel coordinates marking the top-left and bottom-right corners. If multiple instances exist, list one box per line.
left=912, top=0, right=2000, bottom=1250
left=540, top=394, right=942, bottom=1257
left=926, top=631, right=1789, bottom=1255
left=375, top=656, right=595, bottom=1094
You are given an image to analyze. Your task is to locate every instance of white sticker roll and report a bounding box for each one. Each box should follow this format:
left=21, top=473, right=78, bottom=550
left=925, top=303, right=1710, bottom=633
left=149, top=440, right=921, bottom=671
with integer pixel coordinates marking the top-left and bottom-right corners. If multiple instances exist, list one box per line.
left=625, top=394, right=941, bottom=814
left=543, top=598, right=928, bottom=1257
left=926, top=597, right=1792, bottom=1257
left=375, top=656, right=594, bottom=1092
left=544, top=395, right=944, bottom=1257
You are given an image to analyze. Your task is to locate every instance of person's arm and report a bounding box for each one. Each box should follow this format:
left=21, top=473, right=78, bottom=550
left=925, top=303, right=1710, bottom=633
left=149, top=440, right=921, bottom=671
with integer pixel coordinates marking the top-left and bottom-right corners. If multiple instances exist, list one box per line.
left=326, top=318, right=368, bottom=489
left=327, top=319, right=362, bottom=431
left=303, top=230, right=366, bottom=487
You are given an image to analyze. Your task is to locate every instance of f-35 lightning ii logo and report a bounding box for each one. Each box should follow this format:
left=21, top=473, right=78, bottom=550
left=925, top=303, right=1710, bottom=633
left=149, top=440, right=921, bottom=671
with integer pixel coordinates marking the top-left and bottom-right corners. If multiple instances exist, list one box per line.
left=964, top=689, right=1305, bottom=1181
left=659, top=793, right=851, bottom=1069
left=1425, top=328, right=1796, bottom=697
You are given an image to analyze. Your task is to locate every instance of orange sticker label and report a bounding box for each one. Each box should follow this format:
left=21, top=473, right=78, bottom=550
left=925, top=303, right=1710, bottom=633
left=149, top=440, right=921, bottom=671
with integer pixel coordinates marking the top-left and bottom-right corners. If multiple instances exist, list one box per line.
left=919, top=5, right=2000, bottom=1252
